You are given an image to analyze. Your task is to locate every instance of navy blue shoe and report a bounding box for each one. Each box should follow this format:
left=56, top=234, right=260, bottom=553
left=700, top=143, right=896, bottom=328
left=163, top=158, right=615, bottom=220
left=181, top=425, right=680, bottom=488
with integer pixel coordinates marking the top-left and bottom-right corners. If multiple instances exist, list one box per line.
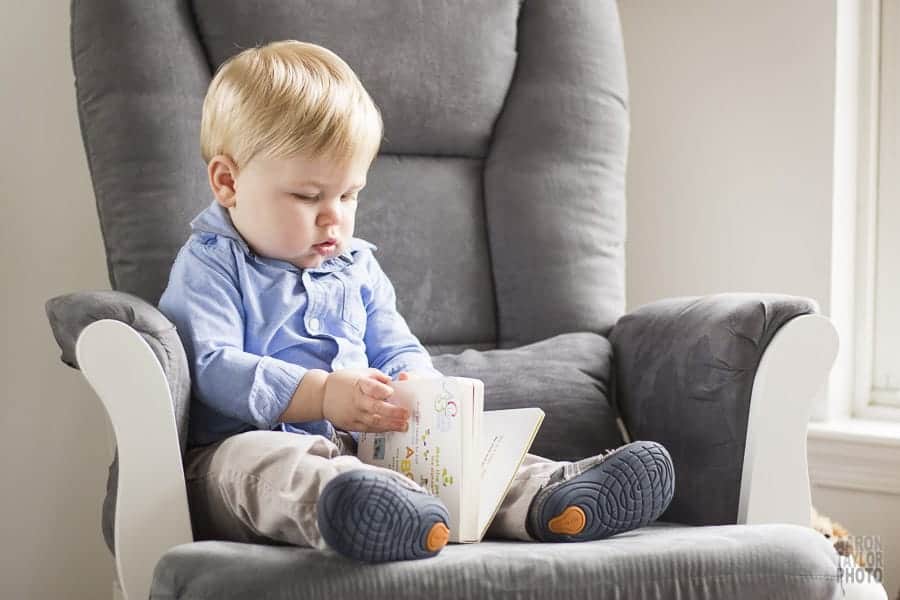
left=527, top=440, right=675, bottom=542
left=317, top=469, right=450, bottom=562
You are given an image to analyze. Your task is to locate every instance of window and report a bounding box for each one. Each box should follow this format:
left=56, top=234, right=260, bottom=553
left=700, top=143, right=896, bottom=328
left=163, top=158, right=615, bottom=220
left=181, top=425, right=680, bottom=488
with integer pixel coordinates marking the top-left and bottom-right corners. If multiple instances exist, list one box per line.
left=856, top=0, right=900, bottom=418
left=873, top=0, right=900, bottom=407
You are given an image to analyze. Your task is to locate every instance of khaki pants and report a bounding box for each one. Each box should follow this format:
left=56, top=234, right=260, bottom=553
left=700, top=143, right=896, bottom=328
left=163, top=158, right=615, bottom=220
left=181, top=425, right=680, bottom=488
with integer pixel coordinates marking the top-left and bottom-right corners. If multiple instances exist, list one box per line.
left=183, top=429, right=565, bottom=550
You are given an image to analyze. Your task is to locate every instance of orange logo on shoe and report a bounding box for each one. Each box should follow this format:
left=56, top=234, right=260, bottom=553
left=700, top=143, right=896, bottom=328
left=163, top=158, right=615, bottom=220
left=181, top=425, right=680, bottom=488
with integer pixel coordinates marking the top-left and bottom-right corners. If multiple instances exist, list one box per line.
left=548, top=506, right=586, bottom=535
left=426, top=522, right=450, bottom=552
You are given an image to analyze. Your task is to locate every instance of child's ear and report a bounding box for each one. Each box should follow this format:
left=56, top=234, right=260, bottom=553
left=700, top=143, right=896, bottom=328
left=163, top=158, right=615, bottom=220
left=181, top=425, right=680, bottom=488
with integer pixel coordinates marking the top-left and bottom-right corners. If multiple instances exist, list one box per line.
left=208, top=154, right=239, bottom=208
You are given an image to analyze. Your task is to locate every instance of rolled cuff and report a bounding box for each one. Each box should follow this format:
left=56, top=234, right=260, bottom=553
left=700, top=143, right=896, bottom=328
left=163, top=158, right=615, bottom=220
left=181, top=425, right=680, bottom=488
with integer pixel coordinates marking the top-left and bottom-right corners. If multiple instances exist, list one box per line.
left=248, top=356, right=308, bottom=429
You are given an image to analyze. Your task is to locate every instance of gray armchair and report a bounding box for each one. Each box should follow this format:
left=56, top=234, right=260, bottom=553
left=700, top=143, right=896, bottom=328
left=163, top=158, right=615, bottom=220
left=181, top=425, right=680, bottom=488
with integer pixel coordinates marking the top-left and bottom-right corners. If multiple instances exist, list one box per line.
left=47, top=1, right=846, bottom=598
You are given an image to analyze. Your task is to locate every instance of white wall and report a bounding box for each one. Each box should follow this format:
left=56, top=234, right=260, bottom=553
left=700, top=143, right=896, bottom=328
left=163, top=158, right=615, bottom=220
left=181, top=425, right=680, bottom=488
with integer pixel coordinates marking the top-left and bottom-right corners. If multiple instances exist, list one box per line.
left=0, top=3, right=115, bottom=600
left=619, top=2, right=837, bottom=313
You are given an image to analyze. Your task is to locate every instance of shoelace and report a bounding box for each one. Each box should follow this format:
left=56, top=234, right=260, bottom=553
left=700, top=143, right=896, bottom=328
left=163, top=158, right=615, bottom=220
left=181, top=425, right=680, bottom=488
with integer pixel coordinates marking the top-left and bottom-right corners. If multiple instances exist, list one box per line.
left=592, top=447, right=620, bottom=464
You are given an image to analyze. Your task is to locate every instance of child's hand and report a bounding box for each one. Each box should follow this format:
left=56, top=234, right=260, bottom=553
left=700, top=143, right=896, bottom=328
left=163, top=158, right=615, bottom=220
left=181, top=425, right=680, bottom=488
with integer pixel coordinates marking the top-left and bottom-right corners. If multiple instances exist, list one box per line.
left=397, top=371, right=423, bottom=381
left=322, top=368, right=410, bottom=433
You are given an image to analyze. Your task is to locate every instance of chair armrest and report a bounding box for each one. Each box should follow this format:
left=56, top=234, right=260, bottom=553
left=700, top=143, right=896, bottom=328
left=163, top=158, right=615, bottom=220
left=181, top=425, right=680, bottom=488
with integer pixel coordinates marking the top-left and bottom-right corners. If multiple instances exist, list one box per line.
left=44, top=291, right=192, bottom=558
left=45, top=290, right=190, bottom=445
left=608, top=293, right=830, bottom=526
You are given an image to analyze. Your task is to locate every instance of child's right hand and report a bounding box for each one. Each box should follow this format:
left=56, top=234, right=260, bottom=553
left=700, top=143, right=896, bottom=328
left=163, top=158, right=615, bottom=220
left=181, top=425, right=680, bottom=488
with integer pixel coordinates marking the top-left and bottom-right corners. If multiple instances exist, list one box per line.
left=322, top=368, right=410, bottom=433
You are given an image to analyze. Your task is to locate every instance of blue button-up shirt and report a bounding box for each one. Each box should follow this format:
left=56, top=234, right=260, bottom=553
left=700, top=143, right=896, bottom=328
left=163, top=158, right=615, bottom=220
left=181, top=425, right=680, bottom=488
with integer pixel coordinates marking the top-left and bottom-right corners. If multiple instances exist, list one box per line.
left=157, top=200, right=442, bottom=449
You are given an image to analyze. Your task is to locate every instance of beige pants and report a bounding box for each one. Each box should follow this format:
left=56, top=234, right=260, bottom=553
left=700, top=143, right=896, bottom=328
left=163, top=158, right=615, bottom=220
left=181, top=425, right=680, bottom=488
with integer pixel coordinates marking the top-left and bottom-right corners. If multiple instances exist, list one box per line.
left=183, top=429, right=565, bottom=550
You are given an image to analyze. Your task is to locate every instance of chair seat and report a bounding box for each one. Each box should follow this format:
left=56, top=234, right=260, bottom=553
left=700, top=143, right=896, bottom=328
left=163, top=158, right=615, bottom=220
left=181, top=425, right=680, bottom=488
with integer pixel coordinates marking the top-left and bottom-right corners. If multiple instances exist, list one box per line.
left=150, top=522, right=839, bottom=599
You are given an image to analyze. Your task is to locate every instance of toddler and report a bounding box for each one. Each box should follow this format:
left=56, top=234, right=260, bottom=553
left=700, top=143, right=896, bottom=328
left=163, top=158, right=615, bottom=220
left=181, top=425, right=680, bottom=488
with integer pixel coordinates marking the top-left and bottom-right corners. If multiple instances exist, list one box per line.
left=158, top=39, right=675, bottom=563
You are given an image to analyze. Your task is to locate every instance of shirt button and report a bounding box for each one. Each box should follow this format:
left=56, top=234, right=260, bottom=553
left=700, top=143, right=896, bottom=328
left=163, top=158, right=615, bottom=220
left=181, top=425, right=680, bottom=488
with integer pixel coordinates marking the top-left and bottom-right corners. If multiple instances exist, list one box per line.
left=308, top=317, right=320, bottom=332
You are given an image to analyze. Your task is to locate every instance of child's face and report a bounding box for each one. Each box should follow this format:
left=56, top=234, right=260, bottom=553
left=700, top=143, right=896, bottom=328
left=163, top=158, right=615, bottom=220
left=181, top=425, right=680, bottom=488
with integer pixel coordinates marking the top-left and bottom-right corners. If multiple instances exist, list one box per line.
left=208, top=150, right=368, bottom=269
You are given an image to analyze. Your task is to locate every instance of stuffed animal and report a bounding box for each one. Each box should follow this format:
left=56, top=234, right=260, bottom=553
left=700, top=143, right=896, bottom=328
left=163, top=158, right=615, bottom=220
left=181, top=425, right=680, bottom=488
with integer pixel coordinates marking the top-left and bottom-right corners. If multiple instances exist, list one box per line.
left=810, top=506, right=889, bottom=599
left=811, top=505, right=857, bottom=565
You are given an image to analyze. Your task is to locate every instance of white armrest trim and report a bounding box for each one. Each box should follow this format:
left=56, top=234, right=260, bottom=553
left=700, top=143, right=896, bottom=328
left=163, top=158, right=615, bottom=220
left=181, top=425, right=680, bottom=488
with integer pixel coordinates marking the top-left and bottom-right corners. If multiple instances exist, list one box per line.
left=737, top=314, right=839, bottom=525
left=76, top=319, right=193, bottom=600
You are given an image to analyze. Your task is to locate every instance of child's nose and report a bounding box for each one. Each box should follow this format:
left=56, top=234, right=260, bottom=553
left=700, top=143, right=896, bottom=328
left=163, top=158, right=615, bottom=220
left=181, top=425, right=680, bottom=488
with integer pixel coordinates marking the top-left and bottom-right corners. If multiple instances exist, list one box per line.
left=317, top=198, right=342, bottom=223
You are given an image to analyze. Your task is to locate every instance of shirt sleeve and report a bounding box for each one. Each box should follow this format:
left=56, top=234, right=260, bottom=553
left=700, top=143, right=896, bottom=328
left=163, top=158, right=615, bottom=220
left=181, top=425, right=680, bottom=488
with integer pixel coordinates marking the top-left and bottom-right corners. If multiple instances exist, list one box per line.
left=157, top=237, right=307, bottom=429
left=361, top=251, right=443, bottom=380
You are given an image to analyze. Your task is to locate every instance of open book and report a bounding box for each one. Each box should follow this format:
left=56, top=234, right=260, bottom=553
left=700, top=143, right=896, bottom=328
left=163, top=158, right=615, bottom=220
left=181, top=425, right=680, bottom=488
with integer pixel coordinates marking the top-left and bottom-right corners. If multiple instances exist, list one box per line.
left=356, top=376, right=544, bottom=543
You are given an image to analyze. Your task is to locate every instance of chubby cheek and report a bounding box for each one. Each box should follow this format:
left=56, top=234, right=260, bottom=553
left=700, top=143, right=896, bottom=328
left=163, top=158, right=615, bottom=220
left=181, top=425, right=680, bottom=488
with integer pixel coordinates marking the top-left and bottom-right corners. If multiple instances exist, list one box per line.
left=341, top=209, right=356, bottom=235
left=280, top=224, right=315, bottom=254
left=341, top=220, right=354, bottom=239
left=271, top=207, right=312, bottom=245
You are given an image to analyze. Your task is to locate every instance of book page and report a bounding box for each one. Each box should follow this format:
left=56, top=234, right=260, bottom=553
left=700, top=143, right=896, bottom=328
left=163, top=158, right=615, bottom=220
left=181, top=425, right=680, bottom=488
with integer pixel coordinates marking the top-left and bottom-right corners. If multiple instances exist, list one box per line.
left=356, top=377, right=471, bottom=538
left=457, top=378, right=482, bottom=542
left=477, top=407, right=545, bottom=539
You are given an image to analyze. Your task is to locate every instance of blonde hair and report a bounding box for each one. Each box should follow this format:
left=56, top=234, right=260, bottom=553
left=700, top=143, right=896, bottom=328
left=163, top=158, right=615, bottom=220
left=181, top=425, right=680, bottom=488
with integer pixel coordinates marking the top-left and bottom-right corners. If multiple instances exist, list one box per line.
left=200, top=40, right=383, bottom=169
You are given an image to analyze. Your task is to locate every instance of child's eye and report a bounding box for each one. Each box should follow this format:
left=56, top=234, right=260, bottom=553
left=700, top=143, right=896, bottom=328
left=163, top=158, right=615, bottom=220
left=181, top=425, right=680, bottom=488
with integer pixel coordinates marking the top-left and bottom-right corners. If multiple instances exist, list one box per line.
left=342, top=194, right=358, bottom=202
left=291, top=193, right=318, bottom=201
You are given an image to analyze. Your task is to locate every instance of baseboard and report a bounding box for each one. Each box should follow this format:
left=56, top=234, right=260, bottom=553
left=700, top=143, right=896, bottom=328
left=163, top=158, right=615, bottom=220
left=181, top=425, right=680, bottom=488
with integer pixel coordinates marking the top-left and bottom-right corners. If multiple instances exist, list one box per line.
left=808, top=420, right=900, bottom=495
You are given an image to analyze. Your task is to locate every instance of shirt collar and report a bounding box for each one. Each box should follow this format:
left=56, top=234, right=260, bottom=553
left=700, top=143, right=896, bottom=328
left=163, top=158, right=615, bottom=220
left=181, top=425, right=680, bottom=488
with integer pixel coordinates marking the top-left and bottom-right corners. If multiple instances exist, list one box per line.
left=190, top=200, right=377, bottom=274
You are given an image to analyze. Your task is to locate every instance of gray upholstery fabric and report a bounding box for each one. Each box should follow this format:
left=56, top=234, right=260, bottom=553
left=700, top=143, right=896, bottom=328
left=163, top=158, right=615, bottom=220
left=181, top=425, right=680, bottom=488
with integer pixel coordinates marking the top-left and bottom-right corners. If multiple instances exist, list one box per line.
left=69, top=0, right=210, bottom=304
left=70, top=0, right=627, bottom=348
left=485, top=0, right=628, bottom=349
left=45, top=290, right=192, bottom=555
left=433, top=332, right=624, bottom=462
left=359, top=156, right=497, bottom=346
left=192, top=1, right=519, bottom=157
left=150, top=522, right=840, bottom=600
left=608, top=293, right=819, bottom=527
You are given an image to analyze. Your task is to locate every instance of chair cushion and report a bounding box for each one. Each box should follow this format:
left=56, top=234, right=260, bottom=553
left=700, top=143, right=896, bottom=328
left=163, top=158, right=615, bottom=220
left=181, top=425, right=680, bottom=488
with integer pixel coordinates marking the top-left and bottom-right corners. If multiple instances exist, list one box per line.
left=71, top=1, right=627, bottom=348
left=431, top=331, right=623, bottom=461
left=151, top=522, right=839, bottom=599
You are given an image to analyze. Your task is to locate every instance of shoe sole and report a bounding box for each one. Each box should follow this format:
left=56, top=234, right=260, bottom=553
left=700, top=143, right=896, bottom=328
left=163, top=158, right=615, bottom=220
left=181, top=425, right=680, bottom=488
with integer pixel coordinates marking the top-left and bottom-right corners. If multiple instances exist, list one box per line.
left=533, top=440, right=675, bottom=542
left=317, top=470, right=450, bottom=562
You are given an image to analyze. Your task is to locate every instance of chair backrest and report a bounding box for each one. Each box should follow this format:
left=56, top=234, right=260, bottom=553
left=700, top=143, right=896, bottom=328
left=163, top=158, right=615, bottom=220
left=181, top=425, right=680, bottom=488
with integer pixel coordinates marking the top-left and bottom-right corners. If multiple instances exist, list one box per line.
left=71, top=0, right=629, bottom=351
